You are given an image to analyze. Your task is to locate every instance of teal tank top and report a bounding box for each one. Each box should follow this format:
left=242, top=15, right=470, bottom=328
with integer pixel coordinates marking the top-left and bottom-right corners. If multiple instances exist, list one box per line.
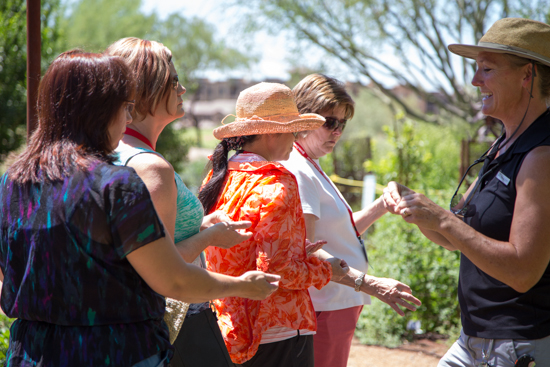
left=114, top=146, right=204, bottom=244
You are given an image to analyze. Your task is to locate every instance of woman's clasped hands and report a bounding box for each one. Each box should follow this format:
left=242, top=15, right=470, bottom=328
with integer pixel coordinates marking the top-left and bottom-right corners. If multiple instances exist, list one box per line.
left=382, top=181, right=448, bottom=231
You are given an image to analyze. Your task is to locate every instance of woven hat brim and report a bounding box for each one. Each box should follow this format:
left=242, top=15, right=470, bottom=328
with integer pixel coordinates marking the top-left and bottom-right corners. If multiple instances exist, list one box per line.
left=448, top=42, right=550, bottom=67
left=213, top=114, right=325, bottom=140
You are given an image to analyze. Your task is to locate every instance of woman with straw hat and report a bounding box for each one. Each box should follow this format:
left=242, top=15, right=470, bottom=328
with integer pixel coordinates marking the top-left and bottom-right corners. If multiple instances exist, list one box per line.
left=383, top=18, right=550, bottom=366
left=198, top=82, right=350, bottom=367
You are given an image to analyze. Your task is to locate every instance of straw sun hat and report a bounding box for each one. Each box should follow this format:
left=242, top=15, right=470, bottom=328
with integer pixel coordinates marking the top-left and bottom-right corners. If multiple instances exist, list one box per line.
left=448, top=18, right=550, bottom=67
left=213, top=82, right=325, bottom=139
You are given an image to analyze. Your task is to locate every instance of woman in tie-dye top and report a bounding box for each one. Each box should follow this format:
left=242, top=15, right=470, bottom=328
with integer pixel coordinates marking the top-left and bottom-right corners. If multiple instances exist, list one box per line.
left=0, top=51, right=279, bottom=367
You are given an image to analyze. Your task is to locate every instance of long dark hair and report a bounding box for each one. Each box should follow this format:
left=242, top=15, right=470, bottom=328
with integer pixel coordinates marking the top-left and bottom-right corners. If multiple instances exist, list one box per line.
left=8, top=50, right=135, bottom=183
left=198, top=135, right=257, bottom=214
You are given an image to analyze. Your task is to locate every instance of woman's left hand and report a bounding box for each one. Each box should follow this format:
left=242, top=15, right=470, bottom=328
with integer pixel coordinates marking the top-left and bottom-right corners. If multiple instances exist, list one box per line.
left=364, top=276, right=422, bottom=316
left=305, top=239, right=327, bottom=256
left=201, top=210, right=231, bottom=230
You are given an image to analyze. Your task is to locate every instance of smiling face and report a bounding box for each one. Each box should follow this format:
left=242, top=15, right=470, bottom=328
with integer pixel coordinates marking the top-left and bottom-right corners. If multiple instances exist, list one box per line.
left=155, top=62, right=186, bottom=121
left=298, top=105, right=347, bottom=159
left=471, top=52, right=531, bottom=122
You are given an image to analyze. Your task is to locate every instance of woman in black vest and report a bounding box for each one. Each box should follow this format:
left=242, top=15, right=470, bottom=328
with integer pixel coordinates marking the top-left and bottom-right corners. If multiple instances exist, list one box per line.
left=383, top=18, right=550, bottom=367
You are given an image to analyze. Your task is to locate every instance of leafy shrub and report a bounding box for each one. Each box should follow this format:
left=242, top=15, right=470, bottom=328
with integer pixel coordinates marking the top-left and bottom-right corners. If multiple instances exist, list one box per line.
left=0, top=314, right=14, bottom=363
left=356, top=115, right=462, bottom=346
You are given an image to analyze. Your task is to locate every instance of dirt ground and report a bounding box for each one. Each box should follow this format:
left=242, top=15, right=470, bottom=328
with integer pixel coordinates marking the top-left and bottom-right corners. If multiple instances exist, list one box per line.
left=348, top=337, right=449, bottom=367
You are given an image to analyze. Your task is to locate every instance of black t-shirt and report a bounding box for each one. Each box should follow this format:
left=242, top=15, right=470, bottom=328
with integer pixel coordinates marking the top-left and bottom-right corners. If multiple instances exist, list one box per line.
left=460, top=110, right=550, bottom=339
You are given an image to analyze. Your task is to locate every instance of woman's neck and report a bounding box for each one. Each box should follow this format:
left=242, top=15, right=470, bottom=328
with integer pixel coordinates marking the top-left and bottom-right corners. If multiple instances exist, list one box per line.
left=501, top=100, right=548, bottom=149
left=295, top=138, right=319, bottom=159
left=124, top=115, right=167, bottom=150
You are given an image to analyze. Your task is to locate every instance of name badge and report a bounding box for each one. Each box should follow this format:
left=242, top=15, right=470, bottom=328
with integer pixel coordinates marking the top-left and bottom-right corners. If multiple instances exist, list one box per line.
left=496, top=171, right=510, bottom=186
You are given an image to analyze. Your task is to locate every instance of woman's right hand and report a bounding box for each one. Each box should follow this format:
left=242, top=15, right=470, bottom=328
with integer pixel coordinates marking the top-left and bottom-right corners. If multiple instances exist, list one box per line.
left=238, top=271, right=281, bottom=300
left=206, top=221, right=254, bottom=249
left=327, top=257, right=350, bottom=281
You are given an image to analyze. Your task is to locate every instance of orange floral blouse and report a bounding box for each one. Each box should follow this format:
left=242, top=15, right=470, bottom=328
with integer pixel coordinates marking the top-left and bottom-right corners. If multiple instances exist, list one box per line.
left=203, top=160, right=333, bottom=364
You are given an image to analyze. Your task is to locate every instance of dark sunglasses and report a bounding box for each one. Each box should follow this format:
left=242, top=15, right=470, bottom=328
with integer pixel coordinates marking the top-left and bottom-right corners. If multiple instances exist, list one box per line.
left=449, top=144, right=499, bottom=218
left=171, top=75, right=179, bottom=89
left=323, top=117, right=347, bottom=132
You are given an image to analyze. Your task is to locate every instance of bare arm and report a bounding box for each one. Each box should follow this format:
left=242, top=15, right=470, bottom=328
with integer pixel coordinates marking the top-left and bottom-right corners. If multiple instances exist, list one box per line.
left=127, top=236, right=279, bottom=303
left=352, top=197, right=388, bottom=234
left=128, top=154, right=252, bottom=262
left=392, top=147, right=550, bottom=292
left=304, top=214, right=421, bottom=315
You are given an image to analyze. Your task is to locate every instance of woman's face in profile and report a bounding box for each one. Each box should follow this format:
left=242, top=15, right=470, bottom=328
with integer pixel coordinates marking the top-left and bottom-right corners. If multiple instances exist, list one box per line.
left=156, top=62, right=186, bottom=121
left=471, top=51, right=528, bottom=122
left=301, top=105, right=347, bottom=159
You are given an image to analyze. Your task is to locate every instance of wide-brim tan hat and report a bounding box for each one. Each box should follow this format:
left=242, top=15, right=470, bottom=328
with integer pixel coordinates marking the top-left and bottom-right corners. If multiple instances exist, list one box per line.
left=213, top=82, right=325, bottom=139
left=448, top=18, right=550, bottom=67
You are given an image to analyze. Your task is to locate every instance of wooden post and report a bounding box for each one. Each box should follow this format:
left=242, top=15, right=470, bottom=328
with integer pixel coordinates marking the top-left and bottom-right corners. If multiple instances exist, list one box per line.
left=26, top=0, right=41, bottom=138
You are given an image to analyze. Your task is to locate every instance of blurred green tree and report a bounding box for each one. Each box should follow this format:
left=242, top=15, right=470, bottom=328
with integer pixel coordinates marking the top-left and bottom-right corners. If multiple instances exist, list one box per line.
left=61, top=0, right=253, bottom=149
left=0, top=0, right=62, bottom=163
left=231, top=0, right=549, bottom=125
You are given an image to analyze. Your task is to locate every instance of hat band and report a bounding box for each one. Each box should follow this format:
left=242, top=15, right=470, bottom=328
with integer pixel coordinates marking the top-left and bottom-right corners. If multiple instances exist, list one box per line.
left=233, top=112, right=301, bottom=123
left=478, top=42, right=550, bottom=66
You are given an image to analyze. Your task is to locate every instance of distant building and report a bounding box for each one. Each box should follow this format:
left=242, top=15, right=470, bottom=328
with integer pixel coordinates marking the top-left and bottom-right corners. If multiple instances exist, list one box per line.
left=180, top=77, right=286, bottom=128
left=178, top=78, right=440, bottom=129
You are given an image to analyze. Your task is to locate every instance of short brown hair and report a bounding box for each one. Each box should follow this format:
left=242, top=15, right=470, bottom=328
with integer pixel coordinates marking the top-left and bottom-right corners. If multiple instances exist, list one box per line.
left=292, top=74, right=355, bottom=119
left=105, top=37, right=173, bottom=117
left=9, top=50, right=135, bottom=183
left=504, top=53, right=550, bottom=99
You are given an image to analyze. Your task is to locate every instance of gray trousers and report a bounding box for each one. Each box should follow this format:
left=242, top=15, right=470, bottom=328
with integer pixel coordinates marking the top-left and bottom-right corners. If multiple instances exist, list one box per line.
left=439, top=329, right=550, bottom=367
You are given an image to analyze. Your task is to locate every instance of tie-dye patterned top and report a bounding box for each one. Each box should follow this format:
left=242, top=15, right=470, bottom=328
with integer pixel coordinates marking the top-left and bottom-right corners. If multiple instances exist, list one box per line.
left=114, top=145, right=209, bottom=317
left=0, top=162, right=171, bottom=366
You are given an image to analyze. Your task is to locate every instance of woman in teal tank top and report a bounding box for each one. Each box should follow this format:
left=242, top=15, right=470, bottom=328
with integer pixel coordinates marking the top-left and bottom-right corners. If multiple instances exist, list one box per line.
left=106, top=37, right=253, bottom=367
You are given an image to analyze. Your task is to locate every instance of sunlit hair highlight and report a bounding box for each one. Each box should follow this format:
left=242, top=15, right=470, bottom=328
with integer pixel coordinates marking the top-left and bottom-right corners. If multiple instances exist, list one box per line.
left=105, top=37, right=173, bottom=117
left=293, top=73, right=355, bottom=120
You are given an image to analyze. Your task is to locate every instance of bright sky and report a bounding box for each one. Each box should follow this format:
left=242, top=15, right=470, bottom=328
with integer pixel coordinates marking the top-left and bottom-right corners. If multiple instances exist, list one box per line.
left=140, top=0, right=292, bottom=81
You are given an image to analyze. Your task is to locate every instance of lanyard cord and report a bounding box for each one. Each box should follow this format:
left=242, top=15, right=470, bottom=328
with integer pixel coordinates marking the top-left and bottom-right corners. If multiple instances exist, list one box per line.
left=293, top=142, right=369, bottom=264
left=124, top=128, right=155, bottom=151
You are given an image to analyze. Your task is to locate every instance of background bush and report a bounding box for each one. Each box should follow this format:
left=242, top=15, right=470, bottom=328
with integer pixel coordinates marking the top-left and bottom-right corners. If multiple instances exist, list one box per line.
left=355, top=115, right=463, bottom=346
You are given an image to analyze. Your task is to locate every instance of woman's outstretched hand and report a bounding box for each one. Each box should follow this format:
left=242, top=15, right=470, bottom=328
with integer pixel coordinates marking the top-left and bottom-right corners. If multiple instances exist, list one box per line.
left=382, top=181, right=414, bottom=214
left=238, top=271, right=281, bottom=300
left=305, top=239, right=327, bottom=256
left=364, top=276, right=422, bottom=316
left=201, top=211, right=253, bottom=249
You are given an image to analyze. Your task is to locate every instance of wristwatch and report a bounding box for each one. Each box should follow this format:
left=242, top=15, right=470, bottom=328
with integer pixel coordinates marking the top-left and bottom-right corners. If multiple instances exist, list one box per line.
left=354, top=272, right=365, bottom=292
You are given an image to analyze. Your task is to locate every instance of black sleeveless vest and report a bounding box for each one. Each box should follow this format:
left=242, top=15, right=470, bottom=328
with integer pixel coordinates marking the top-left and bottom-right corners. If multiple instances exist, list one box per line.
left=460, top=110, right=550, bottom=339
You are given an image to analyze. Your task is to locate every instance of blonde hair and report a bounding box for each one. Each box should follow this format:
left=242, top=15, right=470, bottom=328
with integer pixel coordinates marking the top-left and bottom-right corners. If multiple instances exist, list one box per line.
left=105, top=37, right=173, bottom=117
left=292, top=73, right=355, bottom=119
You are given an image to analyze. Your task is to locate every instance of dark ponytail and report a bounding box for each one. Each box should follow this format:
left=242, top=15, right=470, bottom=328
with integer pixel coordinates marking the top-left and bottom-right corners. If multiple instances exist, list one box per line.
left=199, top=140, right=230, bottom=214
left=199, top=135, right=258, bottom=214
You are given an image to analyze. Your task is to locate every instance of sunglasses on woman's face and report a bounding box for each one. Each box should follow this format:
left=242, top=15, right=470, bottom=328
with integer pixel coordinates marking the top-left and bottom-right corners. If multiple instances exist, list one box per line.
left=323, top=117, right=347, bottom=132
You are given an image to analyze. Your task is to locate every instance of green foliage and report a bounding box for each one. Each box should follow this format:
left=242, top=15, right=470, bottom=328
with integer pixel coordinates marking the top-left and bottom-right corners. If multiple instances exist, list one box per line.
left=0, top=314, right=14, bottom=362
left=356, top=114, right=462, bottom=346
left=156, top=124, right=191, bottom=174
left=59, top=0, right=155, bottom=52
left=0, top=0, right=62, bottom=162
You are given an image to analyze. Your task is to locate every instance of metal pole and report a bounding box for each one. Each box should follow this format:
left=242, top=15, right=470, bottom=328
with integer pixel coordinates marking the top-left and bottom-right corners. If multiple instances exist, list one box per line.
left=26, top=0, right=41, bottom=138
